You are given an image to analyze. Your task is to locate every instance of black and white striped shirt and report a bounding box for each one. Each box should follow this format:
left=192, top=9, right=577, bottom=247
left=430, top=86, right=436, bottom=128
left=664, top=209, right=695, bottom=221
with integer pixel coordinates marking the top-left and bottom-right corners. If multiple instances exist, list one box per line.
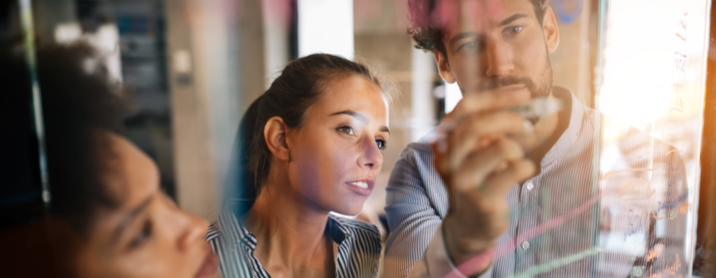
left=384, top=87, right=688, bottom=277
left=206, top=200, right=383, bottom=278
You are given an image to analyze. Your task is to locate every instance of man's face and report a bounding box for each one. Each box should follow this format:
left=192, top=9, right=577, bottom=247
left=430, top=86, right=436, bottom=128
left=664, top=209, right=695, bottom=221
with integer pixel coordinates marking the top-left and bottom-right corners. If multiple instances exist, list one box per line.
left=435, top=0, right=560, bottom=98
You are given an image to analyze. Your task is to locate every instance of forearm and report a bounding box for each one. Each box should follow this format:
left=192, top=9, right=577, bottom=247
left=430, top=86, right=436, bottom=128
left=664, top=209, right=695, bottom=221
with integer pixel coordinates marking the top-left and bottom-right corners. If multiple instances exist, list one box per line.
left=407, top=223, right=494, bottom=278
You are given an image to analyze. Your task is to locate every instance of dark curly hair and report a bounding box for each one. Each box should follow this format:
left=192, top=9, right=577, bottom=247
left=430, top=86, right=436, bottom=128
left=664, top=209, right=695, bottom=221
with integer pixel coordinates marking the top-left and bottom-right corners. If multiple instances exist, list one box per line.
left=0, top=42, right=128, bottom=235
left=408, top=0, right=547, bottom=56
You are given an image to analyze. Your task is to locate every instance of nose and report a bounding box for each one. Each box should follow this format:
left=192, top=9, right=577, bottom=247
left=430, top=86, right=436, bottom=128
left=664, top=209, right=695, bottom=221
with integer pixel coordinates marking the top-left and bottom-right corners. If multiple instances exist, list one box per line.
left=358, top=137, right=383, bottom=170
left=177, top=210, right=210, bottom=252
left=483, top=39, right=514, bottom=77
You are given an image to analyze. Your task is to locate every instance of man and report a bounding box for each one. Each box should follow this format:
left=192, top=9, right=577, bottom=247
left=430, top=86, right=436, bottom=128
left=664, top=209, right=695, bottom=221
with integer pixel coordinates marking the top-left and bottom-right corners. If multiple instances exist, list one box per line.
left=384, top=0, right=688, bottom=277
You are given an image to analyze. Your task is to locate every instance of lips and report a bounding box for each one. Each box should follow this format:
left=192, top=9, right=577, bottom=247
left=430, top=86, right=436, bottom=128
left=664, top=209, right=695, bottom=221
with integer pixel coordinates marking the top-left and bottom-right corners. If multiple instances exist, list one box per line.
left=195, top=249, right=219, bottom=278
left=346, top=179, right=374, bottom=196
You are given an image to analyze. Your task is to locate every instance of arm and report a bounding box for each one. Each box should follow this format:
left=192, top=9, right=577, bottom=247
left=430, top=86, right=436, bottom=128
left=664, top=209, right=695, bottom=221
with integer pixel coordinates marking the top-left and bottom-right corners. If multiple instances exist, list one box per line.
left=384, top=86, right=534, bottom=277
left=384, top=142, right=445, bottom=278
left=384, top=143, right=494, bottom=278
left=406, top=224, right=495, bottom=278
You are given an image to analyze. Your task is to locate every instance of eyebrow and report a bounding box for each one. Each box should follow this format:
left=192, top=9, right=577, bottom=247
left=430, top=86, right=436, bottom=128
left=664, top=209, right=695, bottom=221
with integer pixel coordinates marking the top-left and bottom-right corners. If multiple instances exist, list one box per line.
left=450, top=32, right=478, bottom=45
left=330, top=110, right=369, bottom=124
left=112, top=195, right=153, bottom=243
left=330, top=110, right=391, bottom=134
left=499, top=13, right=528, bottom=26
left=448, top=13, right=528, bottom=45
left=381, top=126, right=391, bottom=135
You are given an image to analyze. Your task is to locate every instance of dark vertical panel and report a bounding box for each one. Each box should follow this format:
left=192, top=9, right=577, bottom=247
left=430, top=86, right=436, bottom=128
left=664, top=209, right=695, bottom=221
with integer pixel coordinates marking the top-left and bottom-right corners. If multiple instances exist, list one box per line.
left=694, top=2, right=716, bottom=275
left=289, top=0, right=298, bottom=61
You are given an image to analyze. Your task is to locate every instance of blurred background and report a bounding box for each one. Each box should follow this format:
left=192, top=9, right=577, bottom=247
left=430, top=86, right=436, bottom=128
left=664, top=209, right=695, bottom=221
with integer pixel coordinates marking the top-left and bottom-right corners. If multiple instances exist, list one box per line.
left=5, top=0, right=716, bottom=276
left=0, top=0, right=601, bottom=225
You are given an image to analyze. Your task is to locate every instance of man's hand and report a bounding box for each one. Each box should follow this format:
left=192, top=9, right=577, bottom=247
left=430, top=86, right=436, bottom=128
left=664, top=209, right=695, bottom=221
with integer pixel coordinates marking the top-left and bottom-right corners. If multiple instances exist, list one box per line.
left=430, top=88, right=536, bottom=274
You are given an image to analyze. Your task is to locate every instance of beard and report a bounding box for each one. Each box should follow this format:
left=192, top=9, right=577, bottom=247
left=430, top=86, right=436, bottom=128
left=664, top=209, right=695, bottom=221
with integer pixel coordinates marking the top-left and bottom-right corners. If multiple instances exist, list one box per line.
left=477, top=53, right=553, bottom=98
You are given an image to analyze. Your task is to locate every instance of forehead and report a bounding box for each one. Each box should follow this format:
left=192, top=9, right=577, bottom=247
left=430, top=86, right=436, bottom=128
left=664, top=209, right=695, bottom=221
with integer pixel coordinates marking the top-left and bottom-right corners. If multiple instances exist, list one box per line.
left=103, top=132, right=159, bottom=209
left=308, top=75, right=388, bottom=120
left=441, top=0, right=537, bottom=34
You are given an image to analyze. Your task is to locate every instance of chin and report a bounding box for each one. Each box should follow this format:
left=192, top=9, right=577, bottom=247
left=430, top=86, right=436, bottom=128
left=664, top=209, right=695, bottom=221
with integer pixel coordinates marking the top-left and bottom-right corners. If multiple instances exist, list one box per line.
left=331, top=205, right=364, bottom=217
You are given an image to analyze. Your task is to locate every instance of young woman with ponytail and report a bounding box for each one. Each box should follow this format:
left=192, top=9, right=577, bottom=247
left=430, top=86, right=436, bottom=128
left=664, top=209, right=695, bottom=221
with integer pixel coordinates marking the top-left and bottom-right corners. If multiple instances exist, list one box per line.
left=207, top=54, right=391, bottom=278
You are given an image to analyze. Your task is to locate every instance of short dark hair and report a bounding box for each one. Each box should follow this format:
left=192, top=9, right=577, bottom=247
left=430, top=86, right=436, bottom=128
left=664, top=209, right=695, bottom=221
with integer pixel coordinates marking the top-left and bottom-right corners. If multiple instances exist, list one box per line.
left=1, top=43, right=128, bottom=235
left=408, top=0, right=547, bottom=55
left=230, top=54, right=383, bottom=214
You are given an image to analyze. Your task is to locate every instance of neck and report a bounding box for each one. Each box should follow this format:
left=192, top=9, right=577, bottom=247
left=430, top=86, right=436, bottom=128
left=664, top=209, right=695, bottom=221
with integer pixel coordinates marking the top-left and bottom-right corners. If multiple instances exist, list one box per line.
left=525, top=89, right=572, bottom=175
left=243, top=174, right=333, bottom=273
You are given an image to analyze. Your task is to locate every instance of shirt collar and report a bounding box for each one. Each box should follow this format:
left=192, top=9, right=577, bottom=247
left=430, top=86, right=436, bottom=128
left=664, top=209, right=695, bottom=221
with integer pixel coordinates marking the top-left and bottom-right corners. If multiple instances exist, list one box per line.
left=541, top=86, right=587, bottom=166
left=218, top=199, right=352, bottom=251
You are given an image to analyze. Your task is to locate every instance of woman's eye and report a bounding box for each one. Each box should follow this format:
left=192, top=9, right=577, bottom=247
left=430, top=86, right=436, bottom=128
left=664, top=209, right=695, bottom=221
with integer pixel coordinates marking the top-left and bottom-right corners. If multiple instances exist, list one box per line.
left=376, top=139, right=386, bottom=150
left=128, top=221, right=153, bottom=249
left=506, top=26, right=523, bottom=35
left=337, top=126, right=354, bottom=135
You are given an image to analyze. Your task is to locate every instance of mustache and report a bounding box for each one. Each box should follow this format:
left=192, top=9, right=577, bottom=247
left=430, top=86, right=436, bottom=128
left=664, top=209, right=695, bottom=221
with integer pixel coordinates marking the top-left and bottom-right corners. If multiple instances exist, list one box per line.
left=478, top=77, right=537, bottom=94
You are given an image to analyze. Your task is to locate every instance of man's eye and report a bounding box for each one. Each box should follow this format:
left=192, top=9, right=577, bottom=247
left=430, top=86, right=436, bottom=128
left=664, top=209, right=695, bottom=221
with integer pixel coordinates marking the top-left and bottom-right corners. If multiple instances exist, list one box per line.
left=376, top=139, right=387, bottom=150
left=337, top=126, right=354, bottom=135
left=506, top=26, right=523, bottom=35
left=459, top=41, right=479, bottom=53
left=128, top=221, right=153, bottom=249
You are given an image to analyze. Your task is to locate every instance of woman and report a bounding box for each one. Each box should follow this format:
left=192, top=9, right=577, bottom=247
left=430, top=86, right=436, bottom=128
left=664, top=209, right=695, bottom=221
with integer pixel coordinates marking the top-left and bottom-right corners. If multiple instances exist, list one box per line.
left=207, top=54, right=391, bottom=278
left=0, top=43, right=220, bottom=278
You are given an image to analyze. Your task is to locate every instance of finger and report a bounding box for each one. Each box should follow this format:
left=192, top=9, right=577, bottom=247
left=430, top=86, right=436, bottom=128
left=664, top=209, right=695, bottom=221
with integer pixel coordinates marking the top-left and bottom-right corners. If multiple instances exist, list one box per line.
left=509, top=120, right=537, bottom=150
left=449, top=111, right=529, bottom=167
left=483, top=159, right=535, bottom=195
left=452, top=138, right=525, bottom=191
left=430, top=140, right=451, bottom=176
left=448, top=87, right=530, bottom=120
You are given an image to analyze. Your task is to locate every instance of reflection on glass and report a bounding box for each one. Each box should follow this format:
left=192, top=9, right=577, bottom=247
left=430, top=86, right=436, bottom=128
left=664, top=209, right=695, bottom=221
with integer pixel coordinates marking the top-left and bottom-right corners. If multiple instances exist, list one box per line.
left=596, top=0, right=709, bottom=276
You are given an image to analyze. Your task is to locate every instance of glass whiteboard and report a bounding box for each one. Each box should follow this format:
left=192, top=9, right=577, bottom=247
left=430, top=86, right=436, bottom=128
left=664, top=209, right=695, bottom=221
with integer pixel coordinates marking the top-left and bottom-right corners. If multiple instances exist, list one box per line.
left=595, top=0, right=710, bottom=276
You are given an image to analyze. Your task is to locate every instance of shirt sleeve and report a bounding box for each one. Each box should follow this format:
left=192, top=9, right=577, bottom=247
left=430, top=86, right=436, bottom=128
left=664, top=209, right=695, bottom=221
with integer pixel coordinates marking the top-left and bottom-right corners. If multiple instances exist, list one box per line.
left=383, top=142, right=446, bottom=278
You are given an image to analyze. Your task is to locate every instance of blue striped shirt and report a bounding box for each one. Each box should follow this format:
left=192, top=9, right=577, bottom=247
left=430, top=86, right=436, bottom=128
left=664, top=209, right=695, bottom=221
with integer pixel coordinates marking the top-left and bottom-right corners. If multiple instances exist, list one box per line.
left=384, top=87, right=688, bottom=278
left=206, top=200, right=383, bottom=278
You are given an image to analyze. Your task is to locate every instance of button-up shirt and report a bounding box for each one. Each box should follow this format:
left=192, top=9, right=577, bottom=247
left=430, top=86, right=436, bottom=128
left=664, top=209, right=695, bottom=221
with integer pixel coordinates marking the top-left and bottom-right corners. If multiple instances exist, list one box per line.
left=207, top=200, right=383, bottom=278
left=384, top=87, right=688, bottom=278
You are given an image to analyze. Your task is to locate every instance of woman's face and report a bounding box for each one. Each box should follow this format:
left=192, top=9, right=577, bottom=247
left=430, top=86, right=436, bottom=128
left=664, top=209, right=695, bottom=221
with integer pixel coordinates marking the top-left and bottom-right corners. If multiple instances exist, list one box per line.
left=75, top=132, right=219, bottom=278
left=286, top=75, right=390, bottom=216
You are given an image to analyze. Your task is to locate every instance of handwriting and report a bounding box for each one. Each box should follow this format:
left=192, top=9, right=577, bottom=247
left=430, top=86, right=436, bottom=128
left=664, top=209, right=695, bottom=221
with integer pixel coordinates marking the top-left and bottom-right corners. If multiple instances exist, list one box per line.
left=675, top=12, right=687, bottom=41
left=618, top=178, right=656, bottom=201
left=673, top=52, right=687, bottom=72
left=646, top=244, right=664, bottom=262
left=602, top=166, right=660, bottom=180
left=642, top=254, right=681, bottom=278
left=601, top=149, right=681, bottom=182
left=625, top=209, right=644, bottom=240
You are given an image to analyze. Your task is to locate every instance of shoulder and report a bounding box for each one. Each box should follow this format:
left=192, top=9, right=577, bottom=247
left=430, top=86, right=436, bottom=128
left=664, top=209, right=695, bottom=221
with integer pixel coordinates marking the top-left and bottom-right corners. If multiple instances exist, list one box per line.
left=394, top=140, right=435, bottom=172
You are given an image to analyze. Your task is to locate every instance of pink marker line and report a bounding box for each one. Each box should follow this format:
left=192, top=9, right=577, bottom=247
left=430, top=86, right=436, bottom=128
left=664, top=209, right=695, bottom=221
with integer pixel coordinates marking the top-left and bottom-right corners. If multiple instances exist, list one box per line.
left=444, top=192, right=606, bottom=278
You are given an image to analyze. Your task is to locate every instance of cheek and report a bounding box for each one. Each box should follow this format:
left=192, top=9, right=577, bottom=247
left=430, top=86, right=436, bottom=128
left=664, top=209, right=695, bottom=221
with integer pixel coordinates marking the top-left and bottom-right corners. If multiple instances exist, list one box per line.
left=292, top=140, right=344, bottom=191
left=98, top=218, right=201, bottom=277
left=517, top=32, right=548, bottom=65
left=290, top=137, right=358, bottom=205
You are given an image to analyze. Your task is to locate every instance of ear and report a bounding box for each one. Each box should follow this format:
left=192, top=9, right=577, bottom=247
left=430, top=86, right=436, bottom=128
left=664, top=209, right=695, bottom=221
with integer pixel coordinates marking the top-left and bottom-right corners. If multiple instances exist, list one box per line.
left=542, top=6, right=560, bottom=53
left=434, top=50, right=457, bottom=84
left=263, top=116, right=291, bottom=161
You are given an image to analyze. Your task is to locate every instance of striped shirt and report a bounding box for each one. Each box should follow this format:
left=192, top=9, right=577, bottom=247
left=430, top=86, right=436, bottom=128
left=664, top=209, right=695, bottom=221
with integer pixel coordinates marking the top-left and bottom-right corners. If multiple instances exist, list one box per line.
left=384, top=87, right=688, bottom=278
left=206, top=200, right=383, bottom=278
